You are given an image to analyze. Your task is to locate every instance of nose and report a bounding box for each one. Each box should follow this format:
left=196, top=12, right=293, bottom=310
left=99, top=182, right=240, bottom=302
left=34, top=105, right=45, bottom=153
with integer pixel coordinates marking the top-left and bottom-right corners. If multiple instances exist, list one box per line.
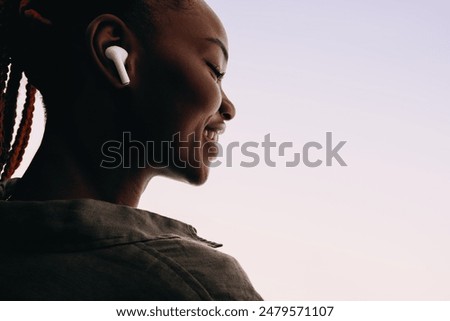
left=219, top=91, right=236, bottom=121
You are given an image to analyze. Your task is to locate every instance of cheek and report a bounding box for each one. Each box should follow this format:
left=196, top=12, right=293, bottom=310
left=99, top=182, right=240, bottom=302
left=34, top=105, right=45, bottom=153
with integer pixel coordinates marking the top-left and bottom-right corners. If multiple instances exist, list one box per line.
left=129, top=51, right=220, bottom=182
left=140, top=44, right=222, bottom=119
left=158, top=50, right=221, bottom=109
left=173, top=61, right=222, bottom=117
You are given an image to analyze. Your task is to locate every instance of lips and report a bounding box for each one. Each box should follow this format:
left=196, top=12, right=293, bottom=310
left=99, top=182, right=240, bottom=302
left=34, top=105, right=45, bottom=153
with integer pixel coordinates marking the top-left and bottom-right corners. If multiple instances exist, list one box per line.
left=204, top=122, right=226, bottom=143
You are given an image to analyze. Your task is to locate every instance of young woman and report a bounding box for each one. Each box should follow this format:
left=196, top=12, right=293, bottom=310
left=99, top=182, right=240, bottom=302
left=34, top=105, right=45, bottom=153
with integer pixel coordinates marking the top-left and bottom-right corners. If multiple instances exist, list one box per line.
left=0, top=0, right=262, bottom=300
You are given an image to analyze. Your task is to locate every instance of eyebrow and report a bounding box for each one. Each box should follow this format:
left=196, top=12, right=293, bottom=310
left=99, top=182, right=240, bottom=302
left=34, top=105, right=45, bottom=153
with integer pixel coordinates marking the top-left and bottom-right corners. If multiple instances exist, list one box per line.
left=206, top=37, right=229, bottom=62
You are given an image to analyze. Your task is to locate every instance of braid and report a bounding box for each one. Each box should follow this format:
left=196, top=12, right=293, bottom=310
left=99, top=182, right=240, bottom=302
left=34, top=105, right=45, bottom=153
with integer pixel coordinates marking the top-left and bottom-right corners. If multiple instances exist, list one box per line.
left=1, top=83, right=35, bottom=181
left=0, top=0, right=36, bottom=181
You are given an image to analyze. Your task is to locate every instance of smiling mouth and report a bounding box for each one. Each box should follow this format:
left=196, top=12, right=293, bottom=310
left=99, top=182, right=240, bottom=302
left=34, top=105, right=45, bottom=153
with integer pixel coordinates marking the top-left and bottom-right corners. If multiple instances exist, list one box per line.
left=203, top=129, right=221, bottom=142
left=203, top=123, right=226, bottom=143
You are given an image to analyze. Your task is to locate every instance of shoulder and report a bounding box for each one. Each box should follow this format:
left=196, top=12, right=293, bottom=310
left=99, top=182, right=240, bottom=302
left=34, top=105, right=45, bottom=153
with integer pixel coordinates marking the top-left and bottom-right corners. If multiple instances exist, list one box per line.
left=135, top=236, right=263, bottom=301
left=0, top=198, right=262, bottom=300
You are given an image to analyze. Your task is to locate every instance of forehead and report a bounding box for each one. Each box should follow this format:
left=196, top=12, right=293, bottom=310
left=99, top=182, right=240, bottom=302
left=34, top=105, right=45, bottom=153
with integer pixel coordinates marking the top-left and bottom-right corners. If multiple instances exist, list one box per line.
left=149, top=0, right=228, bottom=47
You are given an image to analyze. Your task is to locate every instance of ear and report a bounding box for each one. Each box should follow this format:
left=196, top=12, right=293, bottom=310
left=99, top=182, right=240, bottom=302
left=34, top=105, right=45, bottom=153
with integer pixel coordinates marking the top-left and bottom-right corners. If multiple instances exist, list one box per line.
left=86, top=14, right=140, bottom=89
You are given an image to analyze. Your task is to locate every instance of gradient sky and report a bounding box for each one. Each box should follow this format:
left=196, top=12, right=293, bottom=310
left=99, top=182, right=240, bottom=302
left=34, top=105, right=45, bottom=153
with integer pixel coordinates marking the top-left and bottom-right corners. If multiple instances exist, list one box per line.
left=15, top=0, right=450, bottom=300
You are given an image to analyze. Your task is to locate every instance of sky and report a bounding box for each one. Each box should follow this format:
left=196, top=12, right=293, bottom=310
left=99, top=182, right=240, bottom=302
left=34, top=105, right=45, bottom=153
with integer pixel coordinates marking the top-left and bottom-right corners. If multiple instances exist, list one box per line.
left=15, top=0, right=450, bottom=300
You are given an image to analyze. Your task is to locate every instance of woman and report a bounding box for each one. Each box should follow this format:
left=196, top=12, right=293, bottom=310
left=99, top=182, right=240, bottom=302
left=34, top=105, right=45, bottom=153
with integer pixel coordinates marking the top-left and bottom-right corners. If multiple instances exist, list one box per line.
left=0, top=0, right=262, bottom=300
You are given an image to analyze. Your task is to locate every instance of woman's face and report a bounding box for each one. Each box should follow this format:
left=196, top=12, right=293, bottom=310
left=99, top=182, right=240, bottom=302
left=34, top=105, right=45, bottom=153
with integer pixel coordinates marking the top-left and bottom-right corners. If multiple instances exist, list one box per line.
left=130, top=0, right=235, bottom=185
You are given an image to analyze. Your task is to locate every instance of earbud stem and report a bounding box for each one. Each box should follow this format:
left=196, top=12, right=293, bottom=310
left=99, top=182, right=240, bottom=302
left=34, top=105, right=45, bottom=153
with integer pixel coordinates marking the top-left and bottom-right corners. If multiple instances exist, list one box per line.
left=111, top=56, right=130, bottom=86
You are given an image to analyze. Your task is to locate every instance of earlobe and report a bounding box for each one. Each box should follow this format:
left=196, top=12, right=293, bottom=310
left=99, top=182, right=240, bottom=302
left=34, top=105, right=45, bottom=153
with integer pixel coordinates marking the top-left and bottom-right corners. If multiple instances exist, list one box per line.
left=86, top=14, right=136, bottom=89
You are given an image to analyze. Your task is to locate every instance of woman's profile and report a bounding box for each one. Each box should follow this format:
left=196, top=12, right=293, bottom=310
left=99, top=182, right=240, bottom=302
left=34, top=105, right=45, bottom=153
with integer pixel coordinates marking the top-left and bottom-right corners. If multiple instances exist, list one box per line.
left=0, top=0, right=262, bottom=300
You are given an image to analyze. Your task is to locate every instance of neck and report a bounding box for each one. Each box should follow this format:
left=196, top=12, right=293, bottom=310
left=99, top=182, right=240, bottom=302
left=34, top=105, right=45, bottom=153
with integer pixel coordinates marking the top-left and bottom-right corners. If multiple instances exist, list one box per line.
left=9, top=125, right=153, bottom=208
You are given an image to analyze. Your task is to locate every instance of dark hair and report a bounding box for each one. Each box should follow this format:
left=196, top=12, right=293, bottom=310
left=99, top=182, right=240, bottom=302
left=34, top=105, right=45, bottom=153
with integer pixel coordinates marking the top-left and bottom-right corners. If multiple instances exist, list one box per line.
left=0, top=0, right=190, bottom=180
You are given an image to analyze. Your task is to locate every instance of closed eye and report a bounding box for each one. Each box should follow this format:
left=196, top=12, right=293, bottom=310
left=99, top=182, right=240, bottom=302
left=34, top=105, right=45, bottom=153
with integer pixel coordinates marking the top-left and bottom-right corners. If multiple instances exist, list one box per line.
left=206, top=61, right=225, bottom=81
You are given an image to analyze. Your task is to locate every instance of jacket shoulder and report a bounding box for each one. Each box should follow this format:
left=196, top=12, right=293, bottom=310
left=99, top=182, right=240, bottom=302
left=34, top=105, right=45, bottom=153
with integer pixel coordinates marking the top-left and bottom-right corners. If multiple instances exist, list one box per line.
left=136, top=237, right=263, bottom=301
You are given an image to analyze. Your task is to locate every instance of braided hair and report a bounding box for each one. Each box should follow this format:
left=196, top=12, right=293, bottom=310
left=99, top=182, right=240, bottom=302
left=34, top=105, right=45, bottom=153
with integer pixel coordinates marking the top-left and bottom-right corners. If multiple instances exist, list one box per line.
left=0, top=0, right=37, bottom=181
left=0, top=0, right=190, bottom=181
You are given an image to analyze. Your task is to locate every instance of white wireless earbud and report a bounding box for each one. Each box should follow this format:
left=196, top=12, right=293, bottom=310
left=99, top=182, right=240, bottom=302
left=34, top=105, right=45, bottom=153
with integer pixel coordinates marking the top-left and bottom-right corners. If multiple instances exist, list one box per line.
left=105, top=46, right=130, bottom=86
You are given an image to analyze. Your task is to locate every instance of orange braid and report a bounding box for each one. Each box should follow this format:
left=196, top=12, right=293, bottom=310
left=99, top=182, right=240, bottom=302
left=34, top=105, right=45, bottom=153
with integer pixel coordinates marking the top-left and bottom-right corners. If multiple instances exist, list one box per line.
left=1, top=82, right=35, bottom=181
left=0, top=0, right=41, bottom=181
left=19, top=0, right=52, bottom=26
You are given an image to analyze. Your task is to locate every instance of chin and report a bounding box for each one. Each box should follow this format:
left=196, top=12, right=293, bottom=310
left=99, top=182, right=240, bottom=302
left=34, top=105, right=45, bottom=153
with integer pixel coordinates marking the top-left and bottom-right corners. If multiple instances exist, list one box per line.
left=184, top=166, right=210, bottom=186
left=163, top=162, right=210, bottom=186
left=167, top=150, right=213, bottom=186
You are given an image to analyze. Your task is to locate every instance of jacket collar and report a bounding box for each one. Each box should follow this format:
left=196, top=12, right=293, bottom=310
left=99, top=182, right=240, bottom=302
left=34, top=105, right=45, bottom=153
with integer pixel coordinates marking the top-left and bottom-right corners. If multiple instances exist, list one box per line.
left=0, top=179, right=222, bottom=252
